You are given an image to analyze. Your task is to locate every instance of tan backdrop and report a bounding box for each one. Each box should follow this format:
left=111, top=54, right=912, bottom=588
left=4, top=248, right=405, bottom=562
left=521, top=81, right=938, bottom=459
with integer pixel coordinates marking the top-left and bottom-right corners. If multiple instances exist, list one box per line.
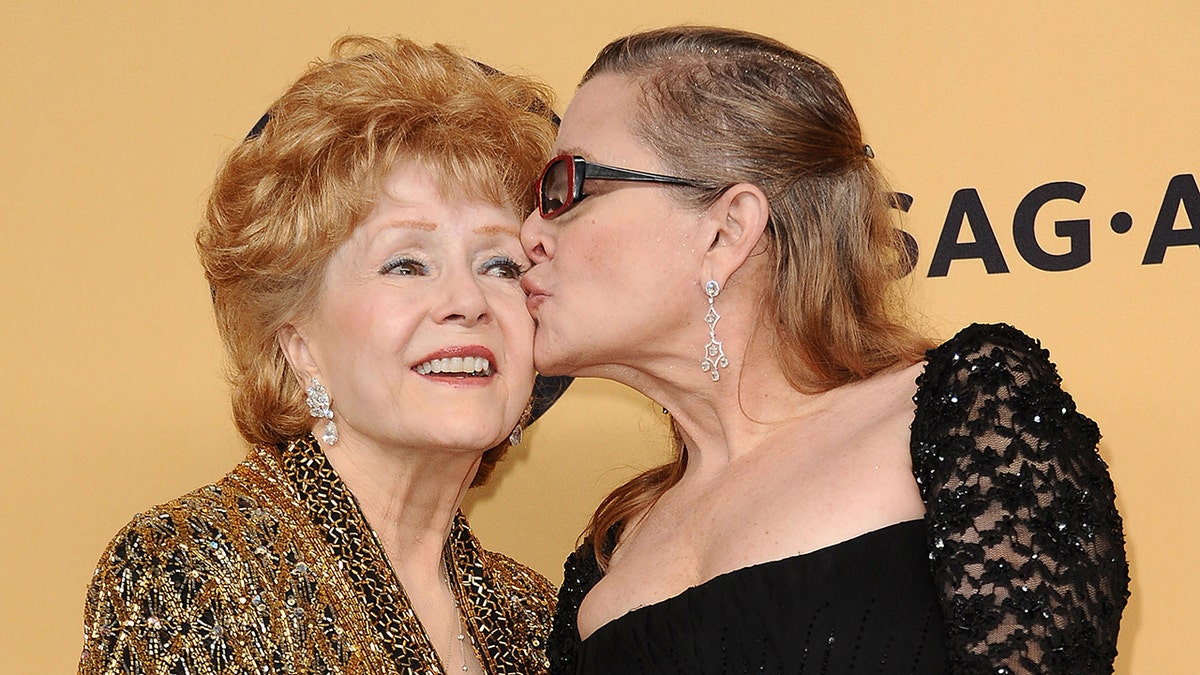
left=3, top=2, right=1197, bottom=672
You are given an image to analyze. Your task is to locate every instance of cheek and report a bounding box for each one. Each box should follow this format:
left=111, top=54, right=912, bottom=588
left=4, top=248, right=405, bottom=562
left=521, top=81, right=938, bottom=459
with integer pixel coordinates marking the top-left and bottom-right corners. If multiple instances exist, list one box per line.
left=305, top=294, right=370, bottom=363
left=495, top=286, right=535, bottom=337
left=585, top=233, right=677, bottom=292
left=322, top=292, right=423, bottom=367
left=566, top=228, right=629, bottom=283
left=498, top=302, right=536, bottom=400
left=507, top=308, right=537, bottom=359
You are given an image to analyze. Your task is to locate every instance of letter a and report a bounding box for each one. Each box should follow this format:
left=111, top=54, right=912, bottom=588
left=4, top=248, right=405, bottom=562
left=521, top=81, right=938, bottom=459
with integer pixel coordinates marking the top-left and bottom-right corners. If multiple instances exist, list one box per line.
left=928, top=188, right=1010, bottom=277
left=1143, top=174, right=1200, bottom=264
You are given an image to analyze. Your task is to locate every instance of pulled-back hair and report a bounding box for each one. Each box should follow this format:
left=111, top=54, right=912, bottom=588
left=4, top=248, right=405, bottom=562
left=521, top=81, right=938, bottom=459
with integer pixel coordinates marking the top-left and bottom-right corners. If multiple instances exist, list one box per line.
left=197, top=36, right=557, bottom=484
left=582, top=26, right=932, bottom=562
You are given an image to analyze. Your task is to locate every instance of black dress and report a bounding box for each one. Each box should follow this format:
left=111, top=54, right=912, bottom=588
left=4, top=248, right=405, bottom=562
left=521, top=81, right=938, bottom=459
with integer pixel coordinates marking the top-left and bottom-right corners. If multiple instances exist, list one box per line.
left=549, top=324, right=1129, bottom=674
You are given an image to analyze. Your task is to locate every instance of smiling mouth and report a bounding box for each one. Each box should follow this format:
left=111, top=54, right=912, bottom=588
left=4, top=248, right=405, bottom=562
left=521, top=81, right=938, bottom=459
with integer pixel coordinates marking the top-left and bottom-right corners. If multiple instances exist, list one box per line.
left=414, top=356, right=493, bottom=377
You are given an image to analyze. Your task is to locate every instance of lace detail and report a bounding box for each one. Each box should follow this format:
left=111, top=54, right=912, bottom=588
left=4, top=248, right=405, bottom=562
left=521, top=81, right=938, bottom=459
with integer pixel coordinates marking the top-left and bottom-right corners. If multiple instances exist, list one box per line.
left=548, top=324, right=1128, bottom=675
left=912, top=323, right=1128, bottom=673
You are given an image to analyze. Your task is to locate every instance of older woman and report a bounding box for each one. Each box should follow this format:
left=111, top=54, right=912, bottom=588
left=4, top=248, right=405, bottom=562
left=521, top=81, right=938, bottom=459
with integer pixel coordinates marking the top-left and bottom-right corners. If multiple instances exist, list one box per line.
left=522, top=27, right=1129, bottom=674
left=80, top=36, right=561, bottom=674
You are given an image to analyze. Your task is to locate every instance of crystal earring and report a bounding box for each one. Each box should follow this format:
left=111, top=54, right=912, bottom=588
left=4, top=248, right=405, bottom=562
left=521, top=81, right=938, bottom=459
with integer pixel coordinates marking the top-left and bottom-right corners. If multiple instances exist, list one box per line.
left=508, top=401, right=534, bottom=446
left=306, top=378, right=339, bottom=445
left=700, top=279, right=729, bottom=381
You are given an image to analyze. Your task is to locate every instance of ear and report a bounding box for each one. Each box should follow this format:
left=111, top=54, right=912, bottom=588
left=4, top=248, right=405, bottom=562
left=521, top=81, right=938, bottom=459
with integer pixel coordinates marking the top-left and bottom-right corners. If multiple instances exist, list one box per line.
left=701, top=183, right=770, bottom=284
left=277, top=323, right=320, bottom=386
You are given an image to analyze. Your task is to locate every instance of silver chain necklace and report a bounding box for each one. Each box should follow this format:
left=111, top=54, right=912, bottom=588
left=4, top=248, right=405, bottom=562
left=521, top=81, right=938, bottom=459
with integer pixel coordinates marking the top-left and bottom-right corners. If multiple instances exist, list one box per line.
left=444, top=562, right=472, bottom=673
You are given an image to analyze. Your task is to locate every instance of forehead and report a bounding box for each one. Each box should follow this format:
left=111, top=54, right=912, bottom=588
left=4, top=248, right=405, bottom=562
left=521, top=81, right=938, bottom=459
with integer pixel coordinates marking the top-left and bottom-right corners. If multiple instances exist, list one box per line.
left=377, top=159, right=513, bottom=214
left=342, top=162, right=520, bottom=246
left=556, top=74, right=647, bottom=163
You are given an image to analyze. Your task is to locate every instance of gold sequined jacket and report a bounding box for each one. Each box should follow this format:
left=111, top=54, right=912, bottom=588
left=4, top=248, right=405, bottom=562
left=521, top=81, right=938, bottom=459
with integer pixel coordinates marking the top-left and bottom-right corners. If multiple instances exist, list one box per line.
left=79, top=436, right=555, bottom=674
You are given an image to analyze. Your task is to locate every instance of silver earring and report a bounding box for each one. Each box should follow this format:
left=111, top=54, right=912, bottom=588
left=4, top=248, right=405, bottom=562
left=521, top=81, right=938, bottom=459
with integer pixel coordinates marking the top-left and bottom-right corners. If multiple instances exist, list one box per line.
left=700, top=279, right=729, bottom=381
left=306, top=378, right=339, bottom=445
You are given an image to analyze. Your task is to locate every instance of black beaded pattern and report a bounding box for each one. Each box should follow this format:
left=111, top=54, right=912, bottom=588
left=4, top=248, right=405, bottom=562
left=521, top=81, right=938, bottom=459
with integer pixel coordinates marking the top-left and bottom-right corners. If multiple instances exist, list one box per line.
left=548, top=544, right=599, bottom=673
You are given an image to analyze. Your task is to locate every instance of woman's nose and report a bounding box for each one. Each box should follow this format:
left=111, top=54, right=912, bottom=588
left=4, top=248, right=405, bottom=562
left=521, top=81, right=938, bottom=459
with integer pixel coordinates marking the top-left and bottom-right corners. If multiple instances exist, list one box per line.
left=521, top=210, right=553, bottom=264
left=434, top=267, right=490, bottom=326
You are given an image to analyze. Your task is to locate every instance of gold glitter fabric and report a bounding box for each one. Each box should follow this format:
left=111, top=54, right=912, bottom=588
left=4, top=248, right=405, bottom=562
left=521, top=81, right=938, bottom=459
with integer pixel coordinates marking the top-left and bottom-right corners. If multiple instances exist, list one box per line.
left=79, top=435, right=555, bottom=674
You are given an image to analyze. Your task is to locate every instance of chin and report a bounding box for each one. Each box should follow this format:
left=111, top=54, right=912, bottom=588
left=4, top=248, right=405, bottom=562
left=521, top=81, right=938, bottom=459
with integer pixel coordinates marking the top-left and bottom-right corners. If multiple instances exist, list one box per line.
left=430, top=421, right=512, bottom=452
left=532, top=360, right=571, bottom=378
left=535, top=339, right=613, bottom=379
left=393, top=404, right=507, bottom=451
left=532, top=338, right=579, bottom=377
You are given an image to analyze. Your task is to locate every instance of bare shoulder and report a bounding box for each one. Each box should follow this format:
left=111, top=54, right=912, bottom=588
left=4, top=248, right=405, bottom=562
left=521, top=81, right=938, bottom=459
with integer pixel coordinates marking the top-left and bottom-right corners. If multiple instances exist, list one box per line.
left=704, top=362, right=928, bottom=563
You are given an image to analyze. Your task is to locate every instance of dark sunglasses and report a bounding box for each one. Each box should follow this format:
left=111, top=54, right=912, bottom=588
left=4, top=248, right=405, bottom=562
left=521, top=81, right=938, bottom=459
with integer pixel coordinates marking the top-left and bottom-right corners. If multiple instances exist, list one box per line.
left=535, top=154, right=700, bottom=219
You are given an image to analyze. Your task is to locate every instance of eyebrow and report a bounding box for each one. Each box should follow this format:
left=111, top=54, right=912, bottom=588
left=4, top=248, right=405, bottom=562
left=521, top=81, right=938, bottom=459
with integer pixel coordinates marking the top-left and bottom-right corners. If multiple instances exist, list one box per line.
left=387, top=219, right=438, bottom=231
left=384, top=219, right=518, bottom=237
left=475, top=224, right=520, bottom=236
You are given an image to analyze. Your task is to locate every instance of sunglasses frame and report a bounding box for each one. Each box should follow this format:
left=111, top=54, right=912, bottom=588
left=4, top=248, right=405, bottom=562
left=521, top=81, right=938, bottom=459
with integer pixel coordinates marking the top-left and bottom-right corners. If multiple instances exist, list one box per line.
left=536, top=154, right=700, bottom=219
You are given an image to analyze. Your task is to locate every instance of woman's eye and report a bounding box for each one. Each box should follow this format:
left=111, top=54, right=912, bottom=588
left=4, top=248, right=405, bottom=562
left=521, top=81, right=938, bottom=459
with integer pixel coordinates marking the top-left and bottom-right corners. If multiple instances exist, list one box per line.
left=380, top=257, right=428, bottom=276
left=481, top=255, right=527, bottom=279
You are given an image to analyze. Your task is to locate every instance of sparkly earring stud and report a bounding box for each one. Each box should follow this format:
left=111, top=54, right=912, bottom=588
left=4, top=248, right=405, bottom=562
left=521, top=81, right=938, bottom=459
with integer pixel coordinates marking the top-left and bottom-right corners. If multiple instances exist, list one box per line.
left=306, top=378, right=339, bottom=445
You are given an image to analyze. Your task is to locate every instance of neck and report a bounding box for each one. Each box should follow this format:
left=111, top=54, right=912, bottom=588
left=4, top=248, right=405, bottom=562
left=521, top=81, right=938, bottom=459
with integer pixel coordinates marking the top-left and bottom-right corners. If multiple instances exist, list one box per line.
left=593, top=313, right=830, bottom=478
left=319, top=432, right=481, bottom=582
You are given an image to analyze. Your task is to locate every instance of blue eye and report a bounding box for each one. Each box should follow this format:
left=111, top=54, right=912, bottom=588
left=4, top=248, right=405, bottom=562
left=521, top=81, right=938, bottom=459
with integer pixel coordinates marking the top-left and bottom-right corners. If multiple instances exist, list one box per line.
left=482, top=255, right=527, bottom=279
left=380, top=257, right=428, bottom=276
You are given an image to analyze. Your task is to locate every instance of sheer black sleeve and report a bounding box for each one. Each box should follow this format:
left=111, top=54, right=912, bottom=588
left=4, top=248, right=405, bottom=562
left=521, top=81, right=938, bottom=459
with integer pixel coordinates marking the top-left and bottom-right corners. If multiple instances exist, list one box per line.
left=911, top=323, right=1129, bottom=674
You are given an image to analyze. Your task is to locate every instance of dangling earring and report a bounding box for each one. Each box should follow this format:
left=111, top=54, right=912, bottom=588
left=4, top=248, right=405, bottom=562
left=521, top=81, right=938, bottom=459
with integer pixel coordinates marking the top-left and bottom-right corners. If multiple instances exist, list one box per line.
left=508, top=401, right=534, bottom=446
left=700, top=279, right=729, bottom=381
left=306, top=378, right=339, bottom=445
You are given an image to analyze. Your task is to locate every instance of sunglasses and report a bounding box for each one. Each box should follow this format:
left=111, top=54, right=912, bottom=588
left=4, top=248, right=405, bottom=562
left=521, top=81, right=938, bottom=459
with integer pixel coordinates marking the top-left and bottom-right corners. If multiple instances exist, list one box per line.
left=535, top=154, right=700, bottom=219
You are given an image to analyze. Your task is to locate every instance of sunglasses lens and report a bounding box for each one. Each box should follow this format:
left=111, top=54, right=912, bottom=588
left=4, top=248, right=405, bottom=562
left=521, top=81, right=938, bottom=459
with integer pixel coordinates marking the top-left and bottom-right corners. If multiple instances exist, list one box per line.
left=539, top=157, right=572, bottom=217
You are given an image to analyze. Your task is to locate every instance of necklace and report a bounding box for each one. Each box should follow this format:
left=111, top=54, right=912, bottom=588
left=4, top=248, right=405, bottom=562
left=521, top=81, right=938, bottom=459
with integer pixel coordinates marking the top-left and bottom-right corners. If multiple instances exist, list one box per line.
left=444, top=561, right=472, bottom=674
left=450, top=615, right=469, bottom=673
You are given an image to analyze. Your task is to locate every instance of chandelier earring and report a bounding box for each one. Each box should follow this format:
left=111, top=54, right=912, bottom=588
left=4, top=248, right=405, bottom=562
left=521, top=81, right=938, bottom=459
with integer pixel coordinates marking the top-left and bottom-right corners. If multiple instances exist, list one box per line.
left=700, top=279, right=730, bottom=381
left=306, top=378, right=339, bottom=445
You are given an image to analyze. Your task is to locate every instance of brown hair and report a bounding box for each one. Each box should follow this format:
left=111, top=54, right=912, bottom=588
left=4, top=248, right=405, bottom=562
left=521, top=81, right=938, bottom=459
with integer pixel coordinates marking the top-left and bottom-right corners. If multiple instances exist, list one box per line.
left=581, top=26, right=932, bottom=562
left=196, top=36, right=557, bottom=484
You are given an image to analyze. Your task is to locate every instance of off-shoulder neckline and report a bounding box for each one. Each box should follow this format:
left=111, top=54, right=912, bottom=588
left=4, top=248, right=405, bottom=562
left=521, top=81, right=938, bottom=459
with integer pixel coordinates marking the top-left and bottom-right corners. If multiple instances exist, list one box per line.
left=580, top=518, right=926, bottom=643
